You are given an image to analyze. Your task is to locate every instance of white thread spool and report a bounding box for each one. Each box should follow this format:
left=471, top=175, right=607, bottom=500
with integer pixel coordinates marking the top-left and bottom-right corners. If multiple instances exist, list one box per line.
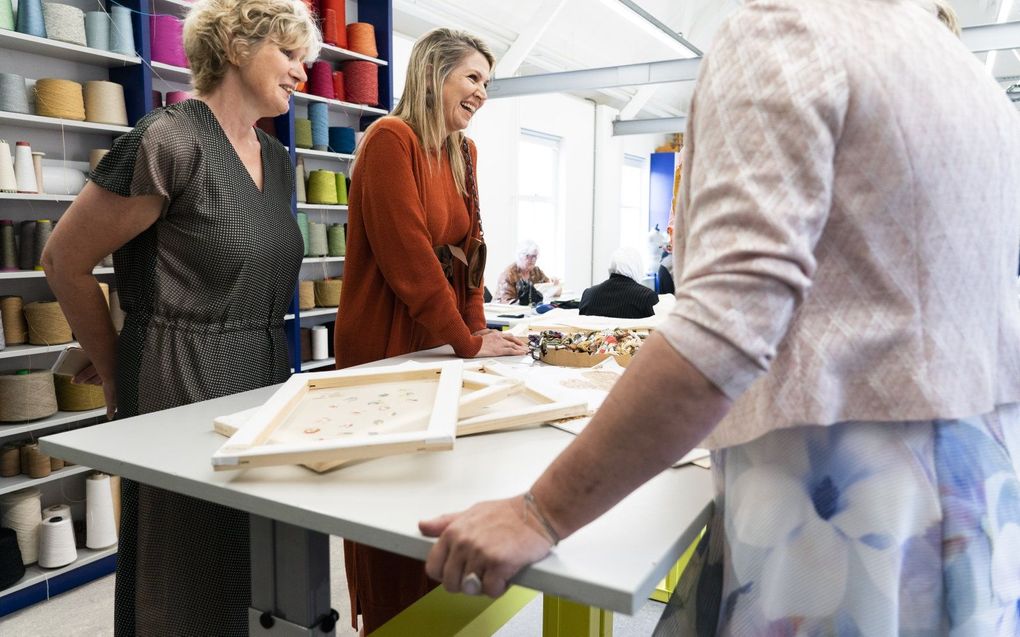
left=85, top=472, right=117, bottom=549
left=38, top=515, right=77, bottom=568
left=42, top=503, right=70, bottom=519
left=296, top=158, right=307, bottom=203
left=0, top=140, right=16, bottom=193
left=311, top=325, right=328, bottom=360
left=13, top=141, right=36, bottom=193
left=0, top=488, right=42, bottom=564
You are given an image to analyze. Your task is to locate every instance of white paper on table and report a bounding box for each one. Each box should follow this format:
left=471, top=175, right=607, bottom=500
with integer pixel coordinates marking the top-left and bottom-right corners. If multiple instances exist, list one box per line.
left=486, top=358, right=623, bottom=413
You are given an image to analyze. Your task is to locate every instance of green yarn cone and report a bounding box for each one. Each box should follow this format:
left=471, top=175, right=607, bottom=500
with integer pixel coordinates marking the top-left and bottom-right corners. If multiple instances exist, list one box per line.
left=327, top=224, right=345, bottom=257
left=307, top=170, right=338, bottom=205
left=0, top=0, right=15, bottom=30
left=335, top=172, right=348, bottom=205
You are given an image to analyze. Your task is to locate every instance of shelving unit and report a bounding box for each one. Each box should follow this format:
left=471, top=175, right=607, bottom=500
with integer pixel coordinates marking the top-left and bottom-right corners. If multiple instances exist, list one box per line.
left=286, top=307, right=337, bottom=321
left=0, top=342, right=80, bottom=360
left=0, top=112, right=133, bottom=135
left=0, top=193, right=77, bottom=203
left=0, top=29, right=141, bottom=66
left=292, top=147, right=357, bottom=162
left=319, top=42, right=389, bottom=66
left=0, top=0, right=391, bottom=613
left=0, top=466, right=92, bottom=497
left=301, top=357, right=337, bottom=371
left=0, top=267, right=114, bottom=280
left=303, top=256, right=346, bottom=264
left=0, top=546, right=117, bottom=616
left=0, top=0, right=145, bottom=614
left=294, top=91, right=389, bottom=116
left=150, top=60, right=192, bottom=84
left=0, top=409, right=106, bottom=438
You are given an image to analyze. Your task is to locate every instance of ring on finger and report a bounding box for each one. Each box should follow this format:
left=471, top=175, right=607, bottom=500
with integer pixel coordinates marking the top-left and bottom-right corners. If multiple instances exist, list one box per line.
left=461, top=571, right=482, bottom=596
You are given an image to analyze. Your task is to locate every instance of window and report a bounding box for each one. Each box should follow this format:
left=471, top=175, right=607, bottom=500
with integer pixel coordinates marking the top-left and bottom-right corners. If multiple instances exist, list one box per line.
left=619, top=154, right=649, bottom=257
left=517, top=129, right=563, bottom=275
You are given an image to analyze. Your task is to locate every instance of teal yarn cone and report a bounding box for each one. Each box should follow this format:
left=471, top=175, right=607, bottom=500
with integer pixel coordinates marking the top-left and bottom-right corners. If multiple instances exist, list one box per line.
left=109, top=6, right=134, bottom=55
left=85, top=11, right=111, bottom=51
left=307, top=170, right=338, bottom=205
left=16, top=0, right=46, bottom=38
left=0, top=0, right=14, bottom=31
left=308, top=102, right=329, bottom=151
left=335, top=172, right=348, bottom=205
left=295, top=212, right=310, bottom=256
left=327, top=224, right=345, bottom=257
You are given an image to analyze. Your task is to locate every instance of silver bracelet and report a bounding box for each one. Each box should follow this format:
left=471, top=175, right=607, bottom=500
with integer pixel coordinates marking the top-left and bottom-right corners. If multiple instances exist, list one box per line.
left=523, top=490, right=561, bottom=546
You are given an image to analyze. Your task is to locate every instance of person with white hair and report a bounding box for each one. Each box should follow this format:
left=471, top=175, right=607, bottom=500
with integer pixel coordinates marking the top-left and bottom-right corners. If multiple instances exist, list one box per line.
left=579, top=247, right=659, bottom=318
left=494, top=239, right=560, bottom=304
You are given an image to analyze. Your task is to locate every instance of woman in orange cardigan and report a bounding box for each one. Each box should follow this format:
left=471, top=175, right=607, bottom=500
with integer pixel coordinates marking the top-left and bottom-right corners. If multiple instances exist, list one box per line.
left=334, top=27, right=527, bottom=632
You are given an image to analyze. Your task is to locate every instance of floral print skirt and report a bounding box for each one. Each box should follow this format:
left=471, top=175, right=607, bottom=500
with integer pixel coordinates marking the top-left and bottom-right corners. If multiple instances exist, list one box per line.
left=656, top=404, right=1020, bottom=636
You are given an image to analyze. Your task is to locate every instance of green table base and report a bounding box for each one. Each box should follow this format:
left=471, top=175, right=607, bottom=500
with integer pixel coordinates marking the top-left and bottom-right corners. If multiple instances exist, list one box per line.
left=371, top=529, right=705, bottom=636
left=650, top=529, right=703, bottom=603
left=371, top=585, right=538, bottom=636
left=543, top=596, right=613, bottom=636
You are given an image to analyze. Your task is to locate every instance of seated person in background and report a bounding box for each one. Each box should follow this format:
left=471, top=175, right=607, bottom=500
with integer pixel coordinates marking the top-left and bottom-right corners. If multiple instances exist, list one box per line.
left=658, top=255, right=675, bottom=295
left=579, top=247, right=658, bottom=319
left=495, top=239, right=560, bottom=304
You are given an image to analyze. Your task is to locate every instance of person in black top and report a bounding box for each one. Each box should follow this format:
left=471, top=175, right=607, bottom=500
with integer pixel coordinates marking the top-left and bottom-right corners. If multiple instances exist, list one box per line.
left=579, top=247, right=659, bottom=318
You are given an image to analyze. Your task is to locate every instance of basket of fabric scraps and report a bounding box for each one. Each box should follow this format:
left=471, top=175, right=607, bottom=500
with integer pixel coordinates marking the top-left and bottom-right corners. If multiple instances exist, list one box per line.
left=528, top=328, right=645, bottom=368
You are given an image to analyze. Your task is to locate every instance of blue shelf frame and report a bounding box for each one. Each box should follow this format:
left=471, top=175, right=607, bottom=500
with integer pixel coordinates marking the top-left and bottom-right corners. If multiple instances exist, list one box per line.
left=0, top=553, right=117, bottom=618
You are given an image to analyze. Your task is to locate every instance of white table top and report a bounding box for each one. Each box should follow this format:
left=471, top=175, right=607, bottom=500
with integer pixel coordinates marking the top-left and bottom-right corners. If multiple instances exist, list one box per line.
left=40, top=351, right=713, bottom=614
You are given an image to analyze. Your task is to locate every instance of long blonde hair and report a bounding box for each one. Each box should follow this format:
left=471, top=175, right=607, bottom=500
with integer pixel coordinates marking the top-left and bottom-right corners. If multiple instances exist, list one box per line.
left=386, top=28, right=494, bottom=195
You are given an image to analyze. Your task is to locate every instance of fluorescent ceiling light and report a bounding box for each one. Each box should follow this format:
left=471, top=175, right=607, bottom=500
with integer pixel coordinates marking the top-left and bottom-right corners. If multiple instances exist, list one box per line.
left=985, top=0, right=1016, bottom=72
left=594, top=0, right=699, bottom=58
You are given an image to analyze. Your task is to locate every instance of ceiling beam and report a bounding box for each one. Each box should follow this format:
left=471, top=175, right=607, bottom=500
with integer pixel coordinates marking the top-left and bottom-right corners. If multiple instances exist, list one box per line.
left=619, top=85, right=661, bottom=120
left=493, top=0, right=570, bottom=77
left=487, top=57, right=701, bottom=99
left=961, top=20, right=1020, bottom=52
left=489, top=20, right=1020, bottom=101
left=612, top=0, right=703, bottom=56
left=613, top=116, right=687, bottom=136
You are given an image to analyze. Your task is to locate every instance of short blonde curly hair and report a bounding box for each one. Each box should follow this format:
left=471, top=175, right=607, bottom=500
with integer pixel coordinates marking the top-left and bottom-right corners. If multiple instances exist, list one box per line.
left=183, top=0, right=322, bottom=95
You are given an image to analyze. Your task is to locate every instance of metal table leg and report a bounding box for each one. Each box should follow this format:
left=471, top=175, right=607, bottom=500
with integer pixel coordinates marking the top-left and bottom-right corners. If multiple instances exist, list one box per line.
left=249, top=514, right=335, bottom=636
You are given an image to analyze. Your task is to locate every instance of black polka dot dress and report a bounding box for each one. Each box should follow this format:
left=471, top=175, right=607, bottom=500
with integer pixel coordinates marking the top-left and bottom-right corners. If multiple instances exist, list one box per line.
left=91, top=99, right=303, bottom=636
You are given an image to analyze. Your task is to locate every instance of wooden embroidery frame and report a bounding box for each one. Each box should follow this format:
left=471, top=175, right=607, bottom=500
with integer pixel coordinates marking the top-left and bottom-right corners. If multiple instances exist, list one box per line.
left=211, top=362, right=463, bottom=472
left=212, top=364, right=589, bottom=473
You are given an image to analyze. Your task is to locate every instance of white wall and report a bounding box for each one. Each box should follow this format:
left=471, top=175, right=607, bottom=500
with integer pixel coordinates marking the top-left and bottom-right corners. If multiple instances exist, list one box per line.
left=471, top=92, right=595, bottom=291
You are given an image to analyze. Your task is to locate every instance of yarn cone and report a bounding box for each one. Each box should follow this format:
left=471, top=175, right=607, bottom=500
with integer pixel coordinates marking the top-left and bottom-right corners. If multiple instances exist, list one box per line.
left=16, top=0, right=47, bottom=38
left=0, top=0, right=14, bottom=31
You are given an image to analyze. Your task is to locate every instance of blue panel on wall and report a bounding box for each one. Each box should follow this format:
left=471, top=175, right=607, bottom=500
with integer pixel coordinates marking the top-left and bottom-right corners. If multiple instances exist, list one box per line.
left=649, top=152, right=676, bottom=234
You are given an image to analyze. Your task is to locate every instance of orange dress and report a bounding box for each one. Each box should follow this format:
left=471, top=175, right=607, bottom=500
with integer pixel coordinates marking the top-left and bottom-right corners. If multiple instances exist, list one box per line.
left=333, top=117, right=486, bottom=631
left=334, top=117, right=485, bottom=368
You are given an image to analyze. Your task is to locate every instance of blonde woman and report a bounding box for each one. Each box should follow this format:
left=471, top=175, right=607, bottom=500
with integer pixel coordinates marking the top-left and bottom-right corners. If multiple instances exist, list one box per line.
left=334, top=27, right=526, bottom=631
left=42, top=0, right=320, bottom=633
